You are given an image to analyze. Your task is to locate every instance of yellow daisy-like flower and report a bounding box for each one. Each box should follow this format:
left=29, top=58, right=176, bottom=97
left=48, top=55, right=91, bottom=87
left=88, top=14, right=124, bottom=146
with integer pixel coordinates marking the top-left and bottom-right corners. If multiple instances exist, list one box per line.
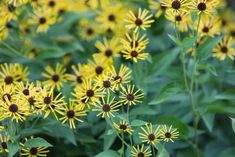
left=131, top=144, right=152, bottom=157
left=122, top=46, right=149, bottom=63
left=149, top=0, right=167, bottom=18
left=121, top=32, right=149, bottom=50
left=4, top=0, right=28, bottom=6
left=21, top=137, right=49, bottom=157
left=57, top=99, right=87, bottom=129
left=125, top=8, right=154, bottom=33
left=92, top=94, right=122, bottom=118
left=189, top=0, right=218, bottom=16
left=0, top=134, right=9, bottom=153
left=67, top=64, right=86, bottom=88
left=113, top=120, right=133, bottom=134
left=0, top=83, right=15, bottom=103
left=119, top=85, right=144, bottom=106
left=42, top=63, right=68, bottom=91
left=95, top=37, right=123, bottom=59
left=15, top=81, right=34, bottom=98
left=0, top=3, right=18, bottom=21
left=78, top=19, right=99, bottom=41
left=139, top=123, right=161, bottom=145
left=2, top=97, right=30, bottom=122
left=213, top=36, right=235, bottom=61
left=73, top=79, right=105, bottom=105
left=94, top=72, right=117, bottom=93
left=161, top=0, right=190, bottom=14
left=159, top=125, right=179, bottom=142
left=13, top=63, right=29, bottom=82
left=0, top=63, right=16, bottom=85
left=197, top=17, right=220, bottom=37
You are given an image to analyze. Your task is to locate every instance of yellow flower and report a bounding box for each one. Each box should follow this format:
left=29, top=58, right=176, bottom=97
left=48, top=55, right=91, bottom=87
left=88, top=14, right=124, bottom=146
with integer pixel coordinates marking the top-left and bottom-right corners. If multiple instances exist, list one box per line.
left=57, top=99, right=87, bottom=129
left=42, top=63, right=68, bottom=91
left=2, top=96, right=30, bottom=122
left=159, top=125, right=179, bottom=142
left=149, top=0, right=167, bottom=18
left=113, top=120, right=133, bottom=134
left=131, top=144, right=152, bottom=157
left=161, top=0, right=190, bottom=14
left=213, top=36, right=235, bottom=61
left=78, top=19, right=99, bottom=41
left=73, top=79, right=105, bottom=105
left=119, top=85, right=144, bottom=106
left=189, top=0, right=218, bottom=16
left=0, top=134, right=9, bottom=153
left=94, top=72, right=117, bottom=93
left=67, top=64, right=86, bottom=88
left=13, top=63, right=29, bottom=82
left=21, top=137, right=49, bottom=157
left=92, top=93, right=122, bottom=118
left=0, top=3, right=19, bottom=21
left=125, top=8, right=154, bottom=33
left=139, top=123, right=161, bottom=144
left=95, top=37, right=123, bottom=59
left=0, top=63, right=16, bottom=85
left=197, top=17, right=220, bottom=37
left=4, top=0, right=28, bottom=6
left=0, top=83, right=15, bottom=103
left=121, top=31, right=149, bottom=51
left=108, top=64, right=132, bottom=91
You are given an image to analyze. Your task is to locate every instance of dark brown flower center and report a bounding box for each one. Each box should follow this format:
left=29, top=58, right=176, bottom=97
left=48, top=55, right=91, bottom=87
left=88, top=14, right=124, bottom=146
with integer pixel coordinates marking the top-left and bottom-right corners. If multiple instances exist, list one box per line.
left=135, top=18, right=143, bottom=26
left=8, top=4, right=15, bottom=12
left=1, top=142, right=7, bottom=149
left=119, top=124, right=127, bottom=130
left=4, top=76, right=13, bottom=84
left=86, top=28, right=94, bottom=35
left=165, top=132, right=172, bottom=138
left=148, top=133, right=155, bottom=141
left=103, top=80, right=111, bottom=88
left=126, top=93, right=134, bottom=101
left=9, top=104, right=18, bottom=113
left=137, top=152, right=145, bottom=157
left=30, top=147, right=38, bottom=155
left=131, top=51, right=138, bottom=57
left=202, top=26, right=209, bottom=33
left=52, top=74, right=59, bottom=82
left=114, top=75, right=122, bottom=83
left=105, top=49, right=113, bottom=57
left=28, top=97, right=36, bottom=105
left=48, top=0, right=55, bottom=7
left=44, top=96, right=51, bottom=104
left=171, top=0, right=181, bottom=9
left=86, top=89, right=94, bottom=97
left=197, top=2, right=206, bottom=11
left=95, top=66, right=104, bottom=74
left=67, top=110, right=75, bottom=118
left=175, top=15, right=182, bottom=21
left=2, top=93, right=11, bottom=101
left=221, top=46, right=228, bottom=53
left=102, top=104, right=111, bottom=112
left=222, top=19, right=227, bottom=26
left=23, top=89, right=30, bottom=96
left=108, top=14, right=116, bottom=21
left=231, top=31, right=235, bottom=37
left=76, top=75, right=83, bottom=83
left=39, top=17, right=46, bottom=24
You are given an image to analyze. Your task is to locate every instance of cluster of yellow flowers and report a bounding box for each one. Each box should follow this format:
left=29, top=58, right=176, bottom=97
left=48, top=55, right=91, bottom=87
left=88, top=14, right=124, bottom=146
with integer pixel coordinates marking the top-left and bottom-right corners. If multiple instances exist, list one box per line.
left=149, top=0, right=235, bottom=60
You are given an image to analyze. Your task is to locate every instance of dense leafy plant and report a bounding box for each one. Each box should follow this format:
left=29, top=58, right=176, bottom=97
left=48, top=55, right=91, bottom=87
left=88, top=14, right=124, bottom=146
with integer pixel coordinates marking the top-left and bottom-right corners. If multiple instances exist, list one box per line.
left=0, top=0, right=235, bottom=157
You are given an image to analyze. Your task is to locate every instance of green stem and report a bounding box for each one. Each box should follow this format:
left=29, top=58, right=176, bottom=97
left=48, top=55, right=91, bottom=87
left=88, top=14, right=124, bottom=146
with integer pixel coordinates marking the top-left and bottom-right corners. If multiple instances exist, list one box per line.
left=151, top=144, right=155, bottom=157
left=121, top=133, right=125, bottom=157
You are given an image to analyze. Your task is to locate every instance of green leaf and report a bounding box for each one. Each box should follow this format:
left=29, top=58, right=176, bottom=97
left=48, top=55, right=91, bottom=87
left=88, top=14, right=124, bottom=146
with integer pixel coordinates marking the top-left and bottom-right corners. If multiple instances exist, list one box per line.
left=196, top=36, right=222, bottom=61
left=214, top=89, right=235, bottom=100
left=197, top=64, right=218, bottom=76
left=154, top=142, right=169, bottom=157
left=202, top=114, right=215, bottom=132
left=95, top=150, right=119, bottom=157
left=103, top=127, right=117, bottom=150
left=130, top=106, right=158, bottom=115
left=206, top=101, right=235, bottom=114
left=156, top=116, right=189, bottom=138
left=8, top=142, right=20, bottom=157
left=149, top=82, right=184, bottom=105
left=217, top=148, right=235, bottom=157
left=182, top=37, right=196, bottom=50
left=131, top=120, right=147, bottom=127
left=24, top=137, right=53, bottom=147
left=168, top=34, right=182, bottom=47
left=230, top=118, right=235, bottom=134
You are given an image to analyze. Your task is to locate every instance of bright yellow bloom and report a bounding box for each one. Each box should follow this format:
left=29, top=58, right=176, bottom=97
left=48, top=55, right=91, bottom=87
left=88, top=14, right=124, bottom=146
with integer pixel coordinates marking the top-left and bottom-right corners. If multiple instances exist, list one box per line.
left=0, top=63, right=16, bottom=85
left=113, top=120, right=133, bottom=134
left=0, top=134, right=9, bottom=153
left=161, top=0, right=190, bottom=14
left=94, top=72, right=117, bottom=93
left=67, top=64, right=86, bottom=88
left=131, top=145, right=152, bottom=157
left=159, top=125, right=179, bottom=142
left=149, top=0, right=167, bottom=18
left=139, top=123, right=161, bottom=144
left=125, top=8, right=154, bottom=33
left=0, top=83, right=15, bottom=103
left=78, top=19, right=99, bottom=41
left=197, top=17, right=220, bottom=37
left=189, top=0, right=218, bottom=16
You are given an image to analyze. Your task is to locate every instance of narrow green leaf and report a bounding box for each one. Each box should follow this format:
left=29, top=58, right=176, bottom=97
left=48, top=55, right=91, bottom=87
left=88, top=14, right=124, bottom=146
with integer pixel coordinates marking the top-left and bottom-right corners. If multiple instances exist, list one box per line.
left=24, top=137, right=53, bottom=147
left=131, top=120, right=147, bottom=127
left=230, top=118, right=235, bottom=134
left=95, top=150, right=119, bottom=157
left=154, top=142, right=169, bottom=157
left=8, top=142, right=20, bottom=157
left=168, top=34, right=182, bottom=47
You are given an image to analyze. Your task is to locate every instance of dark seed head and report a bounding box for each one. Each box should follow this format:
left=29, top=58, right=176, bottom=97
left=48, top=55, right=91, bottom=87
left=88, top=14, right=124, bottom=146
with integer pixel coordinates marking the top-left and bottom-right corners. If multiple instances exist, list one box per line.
left=23, top=89, right=30, bottom=96
left=44, top=96, right=51, bottom=104
left=76, top=75, right=83, bottom=83
left=102, top=104, right=111, bottom=112
left=135, top=18, right=143, bottom=26
left=6, top=22, right=13, bottom=29
left=165, top=132, right=171, bottom=138
left=4, top=76, right=13, bottom=84
left=137, top=152, right=145, bottom=157
left=108, top=14, right=116, bottom=21
left=28, top=97, right=36, bottom=105
left=24, top=27, right=31, bottom=34
left=202, top=26, right=209, bottom=33
left=126, top=93, right=134, bottom=101
left=86, top=89, right=94, bottom=97
left=231, top=31, right=235, bottom=37
left=197, top=2, right=206, bottom=11
left=48, top=0, right=55, bottom=7
left=67, top=110, right=75, bottom=118
left=119, top=124, right=127, bottom=130
left=9, top=104, right=18, bottom=113
left=171, top=0, right=181, bottom=9
left=131, top=51, right=138, bottom=57
left=39, top=17, right=46, bottom=24
left=222, top=19, right=227, bottom=26
left=95, top=66, right=104, bottom=74
left=114, top=75, right=122, bottom=83
left=175, top=15, right=182, bottom=21
left=58, top=9, right=65, bottom=15
left=221, top=46, right=228, bottom=53
left=148, top=133, right=155, bottom=141
left=86, top=28, right=94, bottom=35
left=103, top=80, right=111, bottom=88
left=105, top=49, right=113, bottom=57
left=8, top=4, right=16, bottom=12
left=52, top=74, right=59, bottom=82
left=29, top=147, right=38, bottom=155
left=1, top=142, right=7, bottom=149
left=2, top=93, right=11, bottom=102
